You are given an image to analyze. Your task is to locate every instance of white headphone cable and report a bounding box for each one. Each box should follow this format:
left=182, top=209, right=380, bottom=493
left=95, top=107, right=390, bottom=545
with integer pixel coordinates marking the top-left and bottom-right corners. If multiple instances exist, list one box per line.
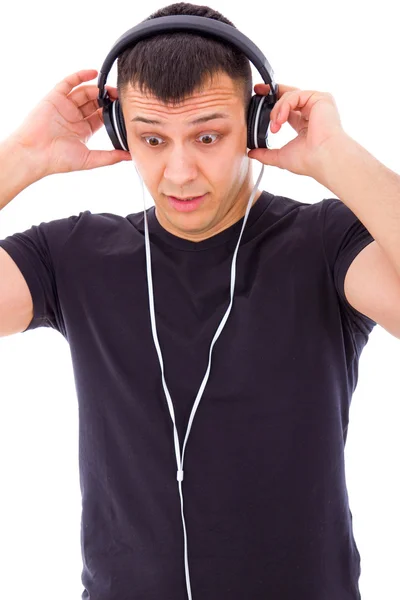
left=134, top=161, right=265, bottom=600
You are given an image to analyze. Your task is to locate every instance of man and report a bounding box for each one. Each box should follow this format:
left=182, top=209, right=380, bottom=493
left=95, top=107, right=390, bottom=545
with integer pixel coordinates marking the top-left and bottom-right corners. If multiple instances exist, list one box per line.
left=1, top=3, right=400, bottom=599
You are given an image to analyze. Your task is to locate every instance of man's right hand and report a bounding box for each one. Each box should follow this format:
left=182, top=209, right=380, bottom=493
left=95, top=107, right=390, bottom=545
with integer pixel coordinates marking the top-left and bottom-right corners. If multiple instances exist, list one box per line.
left=9, top=69, right=132, bottom=178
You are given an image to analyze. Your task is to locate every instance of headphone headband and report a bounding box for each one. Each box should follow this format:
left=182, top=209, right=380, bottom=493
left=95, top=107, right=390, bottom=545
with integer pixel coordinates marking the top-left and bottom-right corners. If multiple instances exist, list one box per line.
left=97, top=15, right=279, bottom=151
left=97, top=15, right=278, bottom=108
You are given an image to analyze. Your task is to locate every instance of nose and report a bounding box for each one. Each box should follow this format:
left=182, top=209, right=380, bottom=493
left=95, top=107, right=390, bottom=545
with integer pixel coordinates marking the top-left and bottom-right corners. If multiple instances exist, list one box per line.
left=163, top=144, right=198, bottom=189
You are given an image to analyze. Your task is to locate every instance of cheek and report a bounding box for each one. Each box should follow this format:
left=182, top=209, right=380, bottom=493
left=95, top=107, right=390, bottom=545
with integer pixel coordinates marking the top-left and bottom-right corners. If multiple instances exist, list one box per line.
left=208, top=145, right=242, bottom=173
left=129, top=151, right=161, bottom=184
left=215, top=152, right=247, bottom=180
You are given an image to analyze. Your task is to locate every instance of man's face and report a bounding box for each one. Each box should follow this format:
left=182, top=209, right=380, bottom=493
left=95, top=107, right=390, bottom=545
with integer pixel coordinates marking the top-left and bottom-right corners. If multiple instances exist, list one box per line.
left=121, top=71, right=260, bottom=242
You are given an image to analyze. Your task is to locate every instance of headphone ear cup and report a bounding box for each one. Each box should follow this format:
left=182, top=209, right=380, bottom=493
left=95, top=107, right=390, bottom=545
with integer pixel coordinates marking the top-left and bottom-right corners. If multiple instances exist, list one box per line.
left=102, top=98, right=129, bottom=151
left=247, top=95, right=258, bottom=149
left=114, top=99, right=128, bottom=151
left=247, top=94, right=272, bottom=150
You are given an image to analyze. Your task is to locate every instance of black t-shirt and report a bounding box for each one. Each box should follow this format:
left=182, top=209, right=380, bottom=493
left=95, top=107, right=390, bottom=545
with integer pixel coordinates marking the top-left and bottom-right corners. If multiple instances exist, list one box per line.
left=0, top=190, right=377, bottom=599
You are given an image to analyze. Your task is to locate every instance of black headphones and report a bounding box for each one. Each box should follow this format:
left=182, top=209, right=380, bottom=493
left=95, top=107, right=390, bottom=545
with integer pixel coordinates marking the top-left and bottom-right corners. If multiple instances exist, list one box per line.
left=97, top=15, right=279, bottom=152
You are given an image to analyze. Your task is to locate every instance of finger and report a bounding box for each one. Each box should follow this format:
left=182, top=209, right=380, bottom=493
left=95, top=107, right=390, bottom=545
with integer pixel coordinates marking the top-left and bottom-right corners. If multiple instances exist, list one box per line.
left=273, top=83, right=300, bottom=94
left=76, top=98, right=101, bottom=120
left=105, top=86, right=119, bottom=101
left=84, top=106, right=125, bottom=135
left=254, top=83, right=275, bottom=97
left=84, top=149, right=131, bottom=171
left=84, top=107, right=106, bottom=134
left=68, top=84, right=96, bottom=107
left=53, top=69, right=99, bottom=96
left=248, top=147, right=281, bottom=168
left=69, top=85, right=118, bottom=120
left=253, top=83, right=300, bottom=99
left=69, top=84, right=118, bottom=107
left=271, top=90, right=313, bottom=125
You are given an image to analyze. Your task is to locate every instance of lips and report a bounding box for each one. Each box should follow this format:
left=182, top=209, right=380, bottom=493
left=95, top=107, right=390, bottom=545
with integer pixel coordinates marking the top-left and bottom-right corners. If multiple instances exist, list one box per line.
left=167, top=194, right=207, bottom=212
left=169, top=195, right=203, bottom=201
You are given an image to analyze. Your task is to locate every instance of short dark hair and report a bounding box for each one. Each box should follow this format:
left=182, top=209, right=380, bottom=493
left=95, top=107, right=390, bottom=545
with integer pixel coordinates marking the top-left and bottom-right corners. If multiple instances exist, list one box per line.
left=117, top=3, right=253, bottom=119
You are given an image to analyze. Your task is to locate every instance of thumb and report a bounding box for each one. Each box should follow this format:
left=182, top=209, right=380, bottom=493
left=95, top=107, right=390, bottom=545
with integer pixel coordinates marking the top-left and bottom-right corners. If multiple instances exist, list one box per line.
left=248, top=148, right=281, bottom=168
left=84, top=149, right=131, bottom=171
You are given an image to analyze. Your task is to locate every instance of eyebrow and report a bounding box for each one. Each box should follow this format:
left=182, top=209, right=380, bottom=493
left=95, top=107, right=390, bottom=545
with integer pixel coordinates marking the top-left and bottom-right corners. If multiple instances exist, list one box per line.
left=130, top=112, right=231, bottom=126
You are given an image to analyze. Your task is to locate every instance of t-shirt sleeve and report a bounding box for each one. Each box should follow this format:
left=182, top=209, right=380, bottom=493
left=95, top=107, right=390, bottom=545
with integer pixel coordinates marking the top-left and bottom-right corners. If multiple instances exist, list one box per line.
left=321, top=197, right=377, bottom=335
left=0, top=213, right=82, bottom=335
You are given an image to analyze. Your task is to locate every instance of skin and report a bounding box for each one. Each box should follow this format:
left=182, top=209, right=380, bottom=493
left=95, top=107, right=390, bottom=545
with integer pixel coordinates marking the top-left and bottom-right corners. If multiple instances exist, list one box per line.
left=120, top=71, right=263, bottom=242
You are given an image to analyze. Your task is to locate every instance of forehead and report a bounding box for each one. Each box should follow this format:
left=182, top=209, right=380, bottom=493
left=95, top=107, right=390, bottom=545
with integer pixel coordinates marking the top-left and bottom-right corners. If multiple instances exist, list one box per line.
left=121, top=72, right=243, bottom=121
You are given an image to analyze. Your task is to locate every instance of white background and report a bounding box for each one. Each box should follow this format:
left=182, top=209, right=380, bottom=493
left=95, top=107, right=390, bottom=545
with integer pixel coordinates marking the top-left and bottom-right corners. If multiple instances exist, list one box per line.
left=0, top=1, right=399, bottom=598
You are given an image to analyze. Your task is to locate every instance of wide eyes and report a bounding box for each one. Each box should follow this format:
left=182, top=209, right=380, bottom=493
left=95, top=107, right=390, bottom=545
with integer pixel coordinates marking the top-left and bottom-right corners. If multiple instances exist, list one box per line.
left=142, top=133, right=220, bottom=147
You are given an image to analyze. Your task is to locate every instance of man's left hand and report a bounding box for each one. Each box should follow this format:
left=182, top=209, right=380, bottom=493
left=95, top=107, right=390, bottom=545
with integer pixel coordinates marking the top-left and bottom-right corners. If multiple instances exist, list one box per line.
left=248, top=83, right=347, bottom=180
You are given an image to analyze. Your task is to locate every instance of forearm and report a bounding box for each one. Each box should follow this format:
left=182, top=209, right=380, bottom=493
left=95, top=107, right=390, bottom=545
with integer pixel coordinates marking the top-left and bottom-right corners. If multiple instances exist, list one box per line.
left=0, top=136, right=45, bottom=211
left=315, top=133, right=400, bottom=281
